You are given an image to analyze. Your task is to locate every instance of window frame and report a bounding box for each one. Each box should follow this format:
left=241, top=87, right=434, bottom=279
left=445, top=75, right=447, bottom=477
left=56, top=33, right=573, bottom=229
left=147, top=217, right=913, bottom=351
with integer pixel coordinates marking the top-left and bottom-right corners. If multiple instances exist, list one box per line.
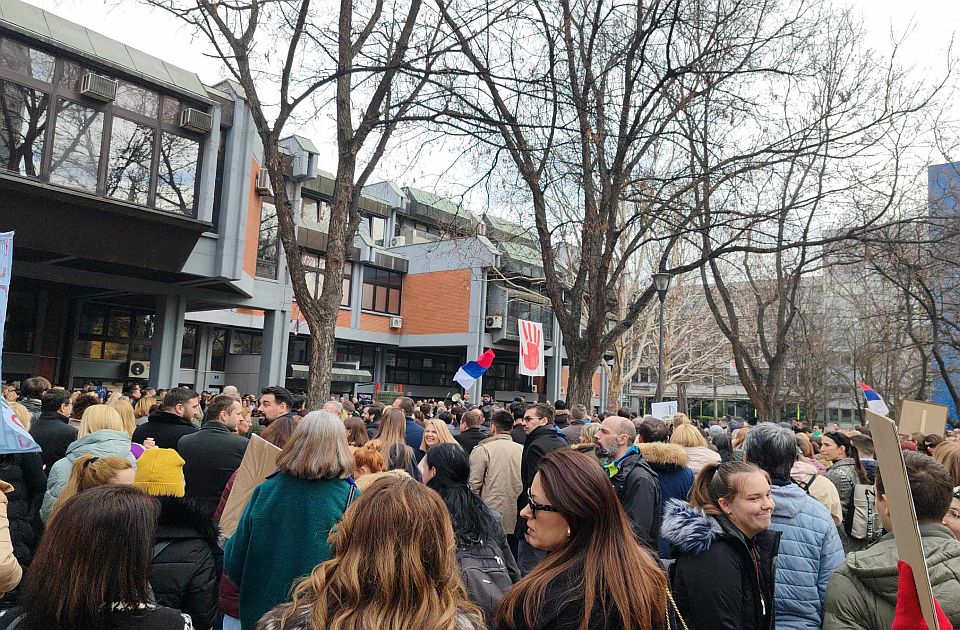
left=360, top=266, right=403, bottom=315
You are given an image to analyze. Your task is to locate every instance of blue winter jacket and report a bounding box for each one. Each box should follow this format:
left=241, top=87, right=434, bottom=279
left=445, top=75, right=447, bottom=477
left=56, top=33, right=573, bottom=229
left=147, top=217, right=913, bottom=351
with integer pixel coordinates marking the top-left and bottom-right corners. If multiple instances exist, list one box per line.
left=768, top=480, right=844, bottom=630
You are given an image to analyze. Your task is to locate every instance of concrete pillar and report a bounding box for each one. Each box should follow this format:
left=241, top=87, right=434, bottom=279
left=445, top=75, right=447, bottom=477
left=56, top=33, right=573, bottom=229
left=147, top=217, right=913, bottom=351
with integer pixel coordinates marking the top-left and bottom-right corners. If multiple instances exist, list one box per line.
left=149, top=295, right=187, bottom=389
left=193, top=325, right=212, bottom=391
left=258, top=309, right=290, bottom=389
left=546, top=316, right=563, bottom=401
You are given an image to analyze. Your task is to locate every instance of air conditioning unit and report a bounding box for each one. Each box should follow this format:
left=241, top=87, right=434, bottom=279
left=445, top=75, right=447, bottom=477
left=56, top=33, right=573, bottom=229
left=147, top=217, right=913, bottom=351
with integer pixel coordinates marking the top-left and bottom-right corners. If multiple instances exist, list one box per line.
left=128, top=360, right=151, bottom=379
left=79, top=72, right=118, bottom=102
left=389, top=236, right=406, bottom=247
left=389, top=317, right=403, bottom=329
left=255, top=169, right=272, bottom=195
left=180, top=107, right=213, bottom=133
left=485, top=315, right=503, bottom=329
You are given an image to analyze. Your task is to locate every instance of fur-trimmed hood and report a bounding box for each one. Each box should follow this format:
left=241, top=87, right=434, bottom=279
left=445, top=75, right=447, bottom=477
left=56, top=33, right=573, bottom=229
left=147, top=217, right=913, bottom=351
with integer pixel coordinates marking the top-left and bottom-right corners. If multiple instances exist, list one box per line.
left=156, top=496, right=220, bottom=543
left=661, top=499, right=724, bottom=555
left=639, top=442, right=689, bottom=469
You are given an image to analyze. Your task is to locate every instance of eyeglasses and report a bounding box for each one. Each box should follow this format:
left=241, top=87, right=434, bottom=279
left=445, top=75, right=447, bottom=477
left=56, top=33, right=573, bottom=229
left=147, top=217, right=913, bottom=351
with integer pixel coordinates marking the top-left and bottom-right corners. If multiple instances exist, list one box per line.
left=527, top=488, right=561, bottom=519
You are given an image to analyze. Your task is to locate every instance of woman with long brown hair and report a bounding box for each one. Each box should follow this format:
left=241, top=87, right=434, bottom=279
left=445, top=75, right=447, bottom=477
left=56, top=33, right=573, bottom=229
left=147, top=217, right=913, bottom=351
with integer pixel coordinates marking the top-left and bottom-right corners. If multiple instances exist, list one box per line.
left=662, top=461, right=778, bottom=630
left=496, top=448, right=666, bottom=630
left=259, top=475, right=484, bottom=630
left=375, top=407, right=407, bottom=452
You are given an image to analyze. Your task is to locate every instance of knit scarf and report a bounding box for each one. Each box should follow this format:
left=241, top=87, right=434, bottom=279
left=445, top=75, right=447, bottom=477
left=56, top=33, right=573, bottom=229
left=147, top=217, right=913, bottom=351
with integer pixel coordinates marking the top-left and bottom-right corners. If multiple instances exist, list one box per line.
left=602, top=445, right=639, bottom=479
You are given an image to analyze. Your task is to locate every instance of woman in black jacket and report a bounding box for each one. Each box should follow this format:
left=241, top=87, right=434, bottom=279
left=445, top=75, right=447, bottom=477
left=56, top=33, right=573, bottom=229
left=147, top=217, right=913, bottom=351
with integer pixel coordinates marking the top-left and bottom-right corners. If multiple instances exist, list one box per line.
left=423, top=443, right=518, bottom=623
left=0, top=452, right=46, bottom=593
left=662, top=461, right=779, bottom=630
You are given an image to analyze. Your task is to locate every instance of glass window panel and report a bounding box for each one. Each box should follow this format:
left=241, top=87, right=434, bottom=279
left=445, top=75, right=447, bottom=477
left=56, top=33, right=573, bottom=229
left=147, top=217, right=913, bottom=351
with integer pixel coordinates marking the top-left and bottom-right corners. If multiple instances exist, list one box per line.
left=251, top=334, right=262, bottom=355
left=181, top=325, right=197, bottom=351
left=129, top=342, right=151, bottom=361
left=374, top=286, right=387, bottom=312
left=160, top=95, right=180, bottom=125
left=105, top=117, right=154, bottom=205
left=0, top=38, right=54, bottom=82
left=58, top=60, right=84, bottom=90
left=79, top=304, right=106, bottom=335
left=134, top=314, right=155, bottom=339
left=115, top=81, right=159, bottom=117
left=49, top=98, right=103, bottom=193
left=0, top=81, right=47, bottom=177
left=155, top=132, right=199, bottom=215
left=302, top=252, right=320, bottom=267
left=108, top=313, right=131, bottom=338
left=74, top=340, right=102, bottom=359
left=210, top=328, right=226, bottom=371
left=102, top=342, right=128, bottom=361
left=341, top=278, right=351, bottom=307
left=301, top=197, right=318, bottom=223
left=361, top=283, right=374, bottom=310
left=388, top=288, right=400, bottom=314
left=305, top=270, right=319, bottom=298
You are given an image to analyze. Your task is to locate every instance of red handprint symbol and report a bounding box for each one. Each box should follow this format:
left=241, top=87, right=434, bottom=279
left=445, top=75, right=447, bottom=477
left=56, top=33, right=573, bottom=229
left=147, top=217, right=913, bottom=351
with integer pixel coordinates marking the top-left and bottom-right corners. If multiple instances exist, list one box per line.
left=521, top=321, right=541, bottom=371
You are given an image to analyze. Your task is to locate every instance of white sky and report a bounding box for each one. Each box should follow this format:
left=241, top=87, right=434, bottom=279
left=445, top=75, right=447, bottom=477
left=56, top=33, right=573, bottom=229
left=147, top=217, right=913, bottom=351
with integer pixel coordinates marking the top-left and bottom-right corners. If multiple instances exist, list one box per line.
left=22, top=0, right=960, bottom=192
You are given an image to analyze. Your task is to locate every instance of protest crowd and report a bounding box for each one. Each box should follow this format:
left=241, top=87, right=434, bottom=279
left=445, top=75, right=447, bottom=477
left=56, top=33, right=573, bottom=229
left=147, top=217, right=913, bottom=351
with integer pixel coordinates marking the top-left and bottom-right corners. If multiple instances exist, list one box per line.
left=0, top=376, right=956, bottom=629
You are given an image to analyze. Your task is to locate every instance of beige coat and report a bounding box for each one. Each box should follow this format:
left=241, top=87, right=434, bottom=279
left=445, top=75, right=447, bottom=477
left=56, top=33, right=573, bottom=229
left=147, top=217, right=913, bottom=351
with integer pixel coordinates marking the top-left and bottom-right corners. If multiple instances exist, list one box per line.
left=469, top=433, right=523, bottom=535
left=791, top=459, right=843, bottom=526
left=0, top=482, right=22, bottom=595
left=683, top=445, right=722, bottom=474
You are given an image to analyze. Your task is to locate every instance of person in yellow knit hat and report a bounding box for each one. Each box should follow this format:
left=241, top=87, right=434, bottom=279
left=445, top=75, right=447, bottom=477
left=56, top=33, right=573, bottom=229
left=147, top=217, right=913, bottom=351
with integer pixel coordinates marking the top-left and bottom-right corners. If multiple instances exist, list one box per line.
left=135, top=449, right=218, bottom=630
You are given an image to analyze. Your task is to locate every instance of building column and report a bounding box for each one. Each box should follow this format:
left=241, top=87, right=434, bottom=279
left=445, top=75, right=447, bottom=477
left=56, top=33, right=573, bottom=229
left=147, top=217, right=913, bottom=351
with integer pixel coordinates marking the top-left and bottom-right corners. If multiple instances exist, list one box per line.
left=149, top=295, right=187, bottom=389
left=193, top=326, right=212, bottom=391
left=546, top=317, right=563, bottom=402
left=258, top=308, right=290, bottom=390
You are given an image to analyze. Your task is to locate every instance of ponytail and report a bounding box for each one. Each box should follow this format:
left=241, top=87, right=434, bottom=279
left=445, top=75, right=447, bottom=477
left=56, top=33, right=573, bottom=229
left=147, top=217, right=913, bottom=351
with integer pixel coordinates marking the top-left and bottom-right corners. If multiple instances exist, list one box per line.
left=53, top=455, right=133, bottom=519
left=689, top=461, right=767, bottom=516
left=826, top=432, right=868, bottom=484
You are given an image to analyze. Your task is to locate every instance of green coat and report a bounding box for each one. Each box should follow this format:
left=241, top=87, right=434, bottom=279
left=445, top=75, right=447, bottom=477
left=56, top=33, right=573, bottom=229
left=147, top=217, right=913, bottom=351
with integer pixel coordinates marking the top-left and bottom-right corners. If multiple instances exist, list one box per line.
left=824, top=523, right=960, bottom=630
left=224, top=472, right=353, bottom=630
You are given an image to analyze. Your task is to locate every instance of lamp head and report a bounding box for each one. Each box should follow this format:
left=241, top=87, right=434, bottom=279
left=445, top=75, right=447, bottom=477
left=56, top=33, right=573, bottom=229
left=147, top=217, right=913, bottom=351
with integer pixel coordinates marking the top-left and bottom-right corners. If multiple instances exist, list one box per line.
left=653, top=272, right=673, bottom=299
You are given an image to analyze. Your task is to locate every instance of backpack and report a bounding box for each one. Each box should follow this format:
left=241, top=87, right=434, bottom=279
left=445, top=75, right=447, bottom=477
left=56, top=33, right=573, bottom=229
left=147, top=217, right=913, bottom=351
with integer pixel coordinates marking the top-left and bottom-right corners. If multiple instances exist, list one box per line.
left=844, top=480, right=882, bottom=542
left=796, top=472, right=817, bottom=494
left=456, top=542, right=513, bottom=623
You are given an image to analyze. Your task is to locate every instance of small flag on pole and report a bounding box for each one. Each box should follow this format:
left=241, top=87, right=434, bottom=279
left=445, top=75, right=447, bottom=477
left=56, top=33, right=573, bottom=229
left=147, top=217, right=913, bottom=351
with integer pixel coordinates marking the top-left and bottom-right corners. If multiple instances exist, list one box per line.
left=454, top=349, right=495, bottom=391
left=860, top=382, right=890, bottom=417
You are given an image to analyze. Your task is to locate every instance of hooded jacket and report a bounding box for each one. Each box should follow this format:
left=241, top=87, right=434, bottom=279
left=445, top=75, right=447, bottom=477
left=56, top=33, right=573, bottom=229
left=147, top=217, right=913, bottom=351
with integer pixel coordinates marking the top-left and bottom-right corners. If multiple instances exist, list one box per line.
left=638, top=442, right=694, bottom=558
left=824, top=523, right=960, bottom=630
left=150, top=497, right=219, bottom=630
left=683, top=445, right=722, bottom=474
left=132, top=410, right=198, bottom=450
left=41, top=429, right=137, bottom=522
left=604, top=449, right=660, bottom=551
left=663, top=500, right=780, bottom=630
left=766, top=481, right=844, bottom=630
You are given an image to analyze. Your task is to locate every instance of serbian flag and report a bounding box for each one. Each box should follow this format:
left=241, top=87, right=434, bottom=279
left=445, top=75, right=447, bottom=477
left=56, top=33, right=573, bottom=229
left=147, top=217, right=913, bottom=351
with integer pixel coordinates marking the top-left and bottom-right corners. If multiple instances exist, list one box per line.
left=454, top=349, right=495, bottom=391
left=860, top=382, right=890, bottom=417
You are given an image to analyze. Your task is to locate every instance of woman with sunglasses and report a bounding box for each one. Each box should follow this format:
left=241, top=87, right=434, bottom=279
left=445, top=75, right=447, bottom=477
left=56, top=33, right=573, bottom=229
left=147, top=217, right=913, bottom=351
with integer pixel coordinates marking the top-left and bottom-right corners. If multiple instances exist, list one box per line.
left=495, top=448, right=666, bottom=630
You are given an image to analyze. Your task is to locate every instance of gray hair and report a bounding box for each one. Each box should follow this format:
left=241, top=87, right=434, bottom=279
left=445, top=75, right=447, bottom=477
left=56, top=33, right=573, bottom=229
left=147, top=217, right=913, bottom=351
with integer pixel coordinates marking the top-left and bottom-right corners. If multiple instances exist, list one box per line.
left=322, top=400, right=344, bottom=415
left=742, top=422, right=797, bottom=480
left=570, top=403, right=588, bottom=420
left=276, top=410, right=354, bottom=480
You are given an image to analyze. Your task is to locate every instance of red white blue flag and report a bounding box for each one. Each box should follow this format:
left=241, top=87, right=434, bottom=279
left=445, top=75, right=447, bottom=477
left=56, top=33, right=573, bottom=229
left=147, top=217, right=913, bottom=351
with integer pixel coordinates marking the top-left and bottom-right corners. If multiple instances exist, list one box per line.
left=859, top=382, right=890, bottom=417
left=454, top=349, right=495, bottom=391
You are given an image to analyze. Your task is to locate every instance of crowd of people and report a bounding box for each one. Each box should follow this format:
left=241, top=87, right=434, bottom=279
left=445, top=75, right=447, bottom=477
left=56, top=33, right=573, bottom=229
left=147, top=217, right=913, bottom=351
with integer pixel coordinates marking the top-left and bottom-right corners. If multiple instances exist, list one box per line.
left=0, top=376, right=957, bottom=628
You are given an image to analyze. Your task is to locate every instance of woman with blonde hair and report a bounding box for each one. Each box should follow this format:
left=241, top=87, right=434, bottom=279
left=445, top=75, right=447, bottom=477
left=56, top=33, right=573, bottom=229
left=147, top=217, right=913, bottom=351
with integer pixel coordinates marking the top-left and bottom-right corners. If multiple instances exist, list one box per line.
left=934, top=441, right=960, bottom=485
left=225, top=411, right=357, bottom=630
left=134, top=395, right=157, bottom=425
left=671, top=422, right=722, bottom=473
left=7, top=402, right=30, bottom=432
left=420, top=418, right=458, bottom=454
left=571, top=422, right=602, bottom=465
left=50, top=454, right=134, bottom=517
left=259, top=475, right=485, bottom=630
left=110, top=399, right=146, bottom=459
left=40, top=404, right=136, bottom=522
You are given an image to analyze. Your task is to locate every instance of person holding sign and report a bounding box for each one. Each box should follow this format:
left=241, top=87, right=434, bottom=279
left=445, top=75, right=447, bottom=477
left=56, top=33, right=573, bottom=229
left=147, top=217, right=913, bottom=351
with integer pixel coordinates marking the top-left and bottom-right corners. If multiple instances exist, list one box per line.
left=824, top=452, right=960, bottom=629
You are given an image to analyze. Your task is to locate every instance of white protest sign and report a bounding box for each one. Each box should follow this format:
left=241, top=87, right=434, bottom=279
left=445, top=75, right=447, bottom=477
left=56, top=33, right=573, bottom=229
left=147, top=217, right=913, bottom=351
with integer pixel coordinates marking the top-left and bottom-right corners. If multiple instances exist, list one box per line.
left=651, top=401, right=678, bottom=420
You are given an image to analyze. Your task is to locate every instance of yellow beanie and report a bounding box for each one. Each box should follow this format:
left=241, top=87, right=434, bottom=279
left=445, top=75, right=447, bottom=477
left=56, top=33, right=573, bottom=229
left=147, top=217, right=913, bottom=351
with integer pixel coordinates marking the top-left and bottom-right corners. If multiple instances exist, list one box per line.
left=134, top=448, right=185, bottom=497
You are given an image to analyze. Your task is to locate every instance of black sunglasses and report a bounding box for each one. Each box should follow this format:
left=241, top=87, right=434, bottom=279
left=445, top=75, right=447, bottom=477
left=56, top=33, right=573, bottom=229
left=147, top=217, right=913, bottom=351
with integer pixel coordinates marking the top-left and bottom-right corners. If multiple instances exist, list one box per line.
left=527, top=488, right=561, bottom=519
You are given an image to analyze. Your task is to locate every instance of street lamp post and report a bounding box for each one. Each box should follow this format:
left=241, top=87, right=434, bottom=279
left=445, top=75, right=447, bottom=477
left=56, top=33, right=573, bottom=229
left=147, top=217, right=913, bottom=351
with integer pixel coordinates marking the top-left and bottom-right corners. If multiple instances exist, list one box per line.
left=653, top=272, right=673, bottom=402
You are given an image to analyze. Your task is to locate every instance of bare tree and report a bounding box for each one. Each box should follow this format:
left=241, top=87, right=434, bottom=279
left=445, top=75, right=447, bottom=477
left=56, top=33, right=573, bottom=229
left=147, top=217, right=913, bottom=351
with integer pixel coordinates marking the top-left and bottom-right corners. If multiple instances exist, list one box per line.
left=144, top=0, right=441, bottom=405
left=433, top=0, right=944, bottom=407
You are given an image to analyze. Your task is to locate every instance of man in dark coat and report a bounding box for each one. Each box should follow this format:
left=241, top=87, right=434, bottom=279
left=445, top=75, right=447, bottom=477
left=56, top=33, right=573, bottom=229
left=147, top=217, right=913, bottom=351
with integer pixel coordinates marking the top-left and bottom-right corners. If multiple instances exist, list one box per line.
left=18, top=376, right=49, bottom=424
left=30, top=389, right=77, bottom=472
left=516, top=402, right=567, bottom=575
left=454, top=408, right=486, bottom=457
left=363, top=403, right=383, bottom=439
left=177, top=395, right=249, bottom=516
left=132, top=387, right=200, bottom=448
left=595, top=416, right=661, bottom=551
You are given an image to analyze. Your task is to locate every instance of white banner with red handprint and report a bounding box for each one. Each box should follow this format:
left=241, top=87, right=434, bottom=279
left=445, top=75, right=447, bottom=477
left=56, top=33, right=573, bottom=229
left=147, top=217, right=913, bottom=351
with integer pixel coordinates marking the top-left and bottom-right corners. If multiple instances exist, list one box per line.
left=518, top=319, right=545, bottom=376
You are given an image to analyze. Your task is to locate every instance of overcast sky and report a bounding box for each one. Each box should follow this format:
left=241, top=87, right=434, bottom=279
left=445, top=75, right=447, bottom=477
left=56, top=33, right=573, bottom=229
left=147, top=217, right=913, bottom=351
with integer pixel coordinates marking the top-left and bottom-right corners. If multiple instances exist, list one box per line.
left=24, top=0, right=960, bottom=191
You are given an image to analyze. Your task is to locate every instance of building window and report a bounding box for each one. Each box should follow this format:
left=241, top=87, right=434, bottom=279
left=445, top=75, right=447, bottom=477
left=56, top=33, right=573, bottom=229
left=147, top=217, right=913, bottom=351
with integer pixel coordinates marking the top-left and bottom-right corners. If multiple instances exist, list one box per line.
left=484, top=360, right=531, bottom=393
left=301, top=196, right=330, bottom=230
left=363, top=214, right=386, bottom=245
left=335, top=342, right=375, bottom=371
left=48, top=98, right=103, bottom=193
left=229, top=330, right=262, bottom=355
left=302, top=252, right=351, bottom=306
left=180, top=324, right=197, bottom=369
left=385, top=350, right=458, bottom=387
left=289, top=336, right=309, bottom=364
left=75, top=303, right=153, bottom=362
left=361, top=267, right=402, bottom=315
left=0, top=38, right=55, bottom=83
left=4, top=290, right=38, bottom=353
left=154, top=132, right=200, bottom=215
left=211, top=132, right=226, bottom=232
left=506, top=299, right=555, bottom=342
left=0, top=81, right=48, bottom=177
left=105, top=117, right=154, bottom=205
left=210, top=327, right=226, bottom=371
left=256, top=199, right=279, bottom=279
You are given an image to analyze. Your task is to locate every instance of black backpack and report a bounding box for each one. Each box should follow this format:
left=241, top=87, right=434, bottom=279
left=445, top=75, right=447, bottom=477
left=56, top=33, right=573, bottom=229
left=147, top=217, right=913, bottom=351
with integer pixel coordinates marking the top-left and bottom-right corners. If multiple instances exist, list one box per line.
left=456, top=541, right=513, bottom=624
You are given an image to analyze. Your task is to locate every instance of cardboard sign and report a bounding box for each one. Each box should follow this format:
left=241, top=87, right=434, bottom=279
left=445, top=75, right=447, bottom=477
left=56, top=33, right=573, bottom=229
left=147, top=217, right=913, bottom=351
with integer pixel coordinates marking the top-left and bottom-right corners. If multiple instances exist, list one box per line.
left=867, top=410, right=939, bottom=629
left=218, top=434, right=282, bottom=539
left=651, top=401, right=678, bottom=420
left=898, top=400, right=949, bottom=437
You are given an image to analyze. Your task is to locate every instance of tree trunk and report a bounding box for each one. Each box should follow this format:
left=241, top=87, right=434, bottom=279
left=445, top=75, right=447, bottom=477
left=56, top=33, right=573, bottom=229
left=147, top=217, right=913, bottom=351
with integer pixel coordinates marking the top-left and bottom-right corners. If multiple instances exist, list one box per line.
left=565, top=346, right=599, bottom=411
left=605, top=352, right=624, bottom=411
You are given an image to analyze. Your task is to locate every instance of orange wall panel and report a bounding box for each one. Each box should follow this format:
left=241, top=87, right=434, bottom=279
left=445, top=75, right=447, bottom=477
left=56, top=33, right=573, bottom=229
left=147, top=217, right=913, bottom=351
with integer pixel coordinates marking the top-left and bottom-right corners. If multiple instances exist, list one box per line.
left=399, top=269, right=471, bottom=335
left=242, top=159, right=261, bottom=277
left=360, top=312, right=395, bottom=334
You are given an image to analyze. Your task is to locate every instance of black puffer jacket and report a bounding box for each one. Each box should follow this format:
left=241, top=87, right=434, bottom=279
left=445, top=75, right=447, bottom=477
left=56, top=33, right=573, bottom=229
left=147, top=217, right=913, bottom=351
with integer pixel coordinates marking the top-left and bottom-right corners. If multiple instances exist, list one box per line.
left=149, top=497, right=219, bottom=630
left=663, top=500, right=780, bottom=630
left=516, top=424, right=567, bottom=535
left=132, top=410, right=198, bottom=449
left=0, top=454, right=45, bottom=569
